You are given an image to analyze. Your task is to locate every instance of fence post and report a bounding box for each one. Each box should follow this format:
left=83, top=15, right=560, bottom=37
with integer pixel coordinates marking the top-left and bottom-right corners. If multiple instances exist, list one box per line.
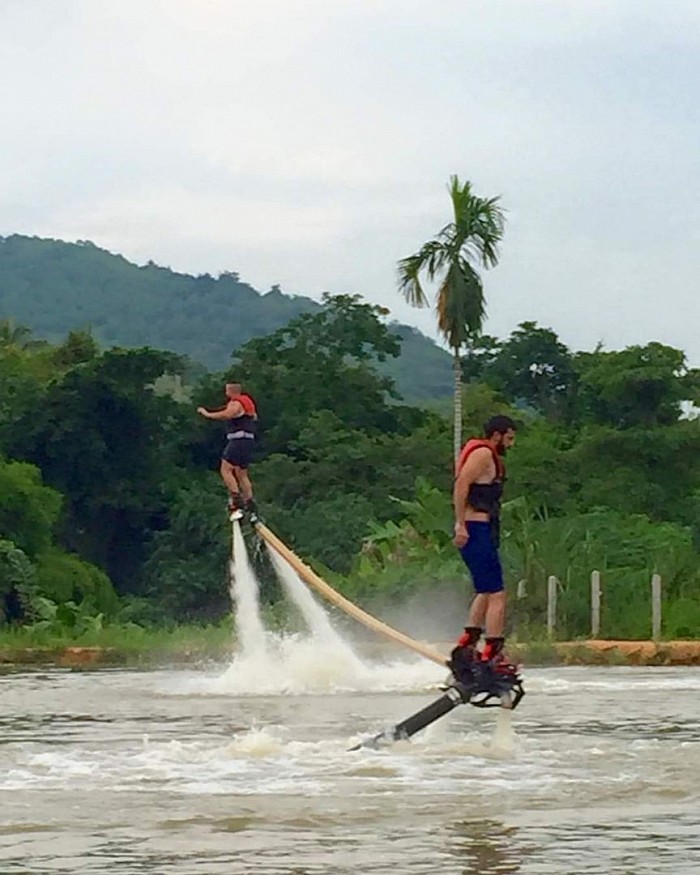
left=651, top=573, right=662, bottom=641
left=547, top=575, right=557, bottom=639
left=591, top=570, right=601, bottom=638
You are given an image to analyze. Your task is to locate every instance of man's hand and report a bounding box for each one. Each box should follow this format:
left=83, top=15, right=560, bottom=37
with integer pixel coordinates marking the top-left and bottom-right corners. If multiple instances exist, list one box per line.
left=196, top=406, right=209, bottom=417
left=453, top=522, right=469, bottom=549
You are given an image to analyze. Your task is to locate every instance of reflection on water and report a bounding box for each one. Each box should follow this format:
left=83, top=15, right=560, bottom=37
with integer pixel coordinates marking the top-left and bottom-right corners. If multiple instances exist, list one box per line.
left=447, top=819, right=526, bottom=875
left=1, top=665, right=699, bottom=874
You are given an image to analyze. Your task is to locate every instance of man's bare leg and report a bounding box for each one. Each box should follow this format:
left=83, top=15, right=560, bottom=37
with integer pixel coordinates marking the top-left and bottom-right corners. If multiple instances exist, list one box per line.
left=484, top=591, right=506, bottom=638
left=233, top=466, right=253, bottom=502
left=220, top=460, right=241, bottom=500
left=468, top=594, right=488, bottom=629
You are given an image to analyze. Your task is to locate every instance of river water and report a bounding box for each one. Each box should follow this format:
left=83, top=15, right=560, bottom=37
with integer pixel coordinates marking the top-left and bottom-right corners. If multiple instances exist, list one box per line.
left=2, top=659, right=699, bottom=874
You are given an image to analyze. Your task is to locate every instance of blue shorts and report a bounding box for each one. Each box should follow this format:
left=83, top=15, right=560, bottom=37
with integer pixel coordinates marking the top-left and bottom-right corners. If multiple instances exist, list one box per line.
left=458, top=521, right=504, bottom=594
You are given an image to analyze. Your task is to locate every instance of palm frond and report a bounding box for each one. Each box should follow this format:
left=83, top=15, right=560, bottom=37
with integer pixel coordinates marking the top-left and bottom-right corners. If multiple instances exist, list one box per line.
left=397, top=253, right=429, bottom=308
left=397, top=239, right=449, bottom=308
left=448, top=179, right=505, bottom=269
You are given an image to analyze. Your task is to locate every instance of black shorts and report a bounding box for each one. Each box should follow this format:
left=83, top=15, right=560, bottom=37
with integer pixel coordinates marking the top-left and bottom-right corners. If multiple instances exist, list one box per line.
left=222, top=438, right=254, bottom=469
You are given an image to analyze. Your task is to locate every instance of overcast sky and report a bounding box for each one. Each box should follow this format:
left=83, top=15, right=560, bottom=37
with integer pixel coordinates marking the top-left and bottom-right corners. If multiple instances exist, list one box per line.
left=3, top=0, right=699, bottom=360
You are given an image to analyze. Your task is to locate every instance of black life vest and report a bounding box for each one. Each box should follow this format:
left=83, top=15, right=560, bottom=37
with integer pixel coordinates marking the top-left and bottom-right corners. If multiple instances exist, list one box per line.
left=456, top=438, right=505, bottom=517
left=226, top=392, right=258, bottom=439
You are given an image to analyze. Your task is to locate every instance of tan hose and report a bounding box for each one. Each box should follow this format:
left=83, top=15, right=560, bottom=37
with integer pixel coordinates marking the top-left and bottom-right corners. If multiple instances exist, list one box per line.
left=256, top=522, right=448, bottom=668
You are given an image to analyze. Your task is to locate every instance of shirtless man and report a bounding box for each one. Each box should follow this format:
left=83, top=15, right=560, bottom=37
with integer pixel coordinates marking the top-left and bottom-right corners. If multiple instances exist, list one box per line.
left=197, top=382, right=258, bottom=521
left=452, top=415, right=517, bottom=667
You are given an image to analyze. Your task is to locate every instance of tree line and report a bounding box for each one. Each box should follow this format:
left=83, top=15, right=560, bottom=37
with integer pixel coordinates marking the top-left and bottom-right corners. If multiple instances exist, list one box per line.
left=0, top=296, right=698, bottom=639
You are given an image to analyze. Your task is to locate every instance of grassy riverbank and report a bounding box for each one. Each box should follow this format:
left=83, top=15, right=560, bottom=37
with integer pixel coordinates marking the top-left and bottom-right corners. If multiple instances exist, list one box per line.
left=2, top=623, right=700, bottom=668
left=0, top=623, right=237, bottom=667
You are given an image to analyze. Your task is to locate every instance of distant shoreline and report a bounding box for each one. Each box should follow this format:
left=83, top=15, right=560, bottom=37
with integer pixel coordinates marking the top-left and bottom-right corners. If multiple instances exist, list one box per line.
left=549, top=639, right=700, bottom=666
left=1, top=639, right=699, bottom=669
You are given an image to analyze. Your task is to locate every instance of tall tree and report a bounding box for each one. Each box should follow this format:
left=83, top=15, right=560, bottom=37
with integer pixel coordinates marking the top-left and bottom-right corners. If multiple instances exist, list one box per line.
left=573, top=342, right=699, bottom=428
left=485, top=322, right=575, bottom=421
left=397, top=176, right=505, bottom=461
left=7, top=347, right=186, bottom=588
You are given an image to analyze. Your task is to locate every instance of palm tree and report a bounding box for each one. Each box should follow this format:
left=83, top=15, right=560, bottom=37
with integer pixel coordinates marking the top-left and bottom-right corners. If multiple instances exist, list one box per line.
left=398, top=176, right=505, bottom=463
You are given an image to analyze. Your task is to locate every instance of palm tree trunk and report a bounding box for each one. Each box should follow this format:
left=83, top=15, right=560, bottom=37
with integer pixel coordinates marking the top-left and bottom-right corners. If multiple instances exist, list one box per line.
left=453, top=348, right=462, bottom=469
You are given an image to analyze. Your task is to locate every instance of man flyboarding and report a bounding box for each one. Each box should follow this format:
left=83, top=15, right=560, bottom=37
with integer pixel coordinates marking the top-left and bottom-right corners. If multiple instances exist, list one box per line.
left=352, top=414, right=525, bottom=750
left=197, top=382, right=259, bottom=522
left=451, top=415, right=517, bottom=676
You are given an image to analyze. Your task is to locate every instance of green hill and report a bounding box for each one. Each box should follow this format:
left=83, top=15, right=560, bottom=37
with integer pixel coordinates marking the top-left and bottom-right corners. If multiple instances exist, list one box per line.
left=0, top=234, right=452, bottom=400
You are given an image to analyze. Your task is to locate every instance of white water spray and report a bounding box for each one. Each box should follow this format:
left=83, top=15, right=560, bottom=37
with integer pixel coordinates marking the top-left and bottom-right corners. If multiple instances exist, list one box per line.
left=228, top=522, right=267, bottom=658
left=210, top=524, right=439, bottom=695
left=266, top=545, right=351, bottom=645
left=217, top=526, right=515, bottom=758
left=266, top=543, right=370, bottom=677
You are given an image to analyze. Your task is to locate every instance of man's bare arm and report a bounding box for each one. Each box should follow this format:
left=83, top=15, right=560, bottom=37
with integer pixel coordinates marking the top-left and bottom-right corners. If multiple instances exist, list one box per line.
left=197, top=400, right=243, bottom=421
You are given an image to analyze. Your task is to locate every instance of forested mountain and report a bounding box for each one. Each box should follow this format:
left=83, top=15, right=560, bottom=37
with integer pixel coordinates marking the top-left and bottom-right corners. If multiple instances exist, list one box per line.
left=0, top=234, right=453, bottom=400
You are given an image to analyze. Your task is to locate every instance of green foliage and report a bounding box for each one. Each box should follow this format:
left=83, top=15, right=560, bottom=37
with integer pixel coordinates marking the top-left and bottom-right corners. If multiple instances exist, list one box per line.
left=460, top=382, right=522, bottom=434
left=52, top=328, right=100, bottom=368
left=271, top=493, right=375, bottom=574
left=8, top=347, right=188, bottom=586
left=30, top=596, right=105, bottom=637
left=0, top=451, right=117, bottom=627
left=1, top=247, right=699, bottom=641
left=567, top=422, right=700, bottom=526
left=0, top=345, right=54, bottom=451
left=223, top=293, right=405, bottom=455
left=0, top=617, right=236, bottom=659
left=0, top=318, right=48, bottom=351
left=34, top=549, right=120, bottom=616
left=0, top=457, right=62, bottom=556
left=142, top=479, right=231, bottom=622
left=574, top=343, right=699, bottom=428
left=504, top=421, right=574, bottom=515
left=479, top=321, right=575, bottom=421
left=502, top=503, right=699, bottom=639
left=0, top=539, right=38, bottom=622
left=188, top=295, right=453, bottom=575
left=340, top=479, right=466, bottom=603
left=339, top=480, right=700, bottom=641
left=664, top=598, right=700, bottom=639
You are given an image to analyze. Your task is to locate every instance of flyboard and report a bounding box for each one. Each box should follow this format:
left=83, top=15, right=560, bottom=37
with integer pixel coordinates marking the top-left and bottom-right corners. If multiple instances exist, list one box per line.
left=232, top=512, right=525, bottom=749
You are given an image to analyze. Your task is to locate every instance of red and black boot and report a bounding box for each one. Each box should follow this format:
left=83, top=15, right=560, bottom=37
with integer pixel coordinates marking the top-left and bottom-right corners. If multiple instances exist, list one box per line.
left=480, top=637, right=518, bottom=677
left=447, top=626, right=483, bottom=685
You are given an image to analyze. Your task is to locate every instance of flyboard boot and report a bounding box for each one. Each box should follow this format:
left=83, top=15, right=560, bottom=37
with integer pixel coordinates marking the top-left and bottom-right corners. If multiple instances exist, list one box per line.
left=465, top=636, right=524, bottom=710
left=227, top=493, right=244, bottom=522
left=229, top=493, right=261, bottom=526
left=242, top=497, right=260, bottom=525
left=349, top=628, right=524, bottom=751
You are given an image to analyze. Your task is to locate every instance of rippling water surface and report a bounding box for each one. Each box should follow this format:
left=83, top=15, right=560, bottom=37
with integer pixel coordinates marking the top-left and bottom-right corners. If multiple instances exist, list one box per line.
left=2, top=659, right=699, bottom=874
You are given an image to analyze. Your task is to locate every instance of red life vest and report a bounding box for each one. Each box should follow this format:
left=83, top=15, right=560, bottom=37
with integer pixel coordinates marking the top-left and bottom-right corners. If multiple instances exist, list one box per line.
left=456, top=438, right=505, bottom=480
left=456, top=438, right=505, bottom=520
left=237, top=392, right=257, bottom=418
